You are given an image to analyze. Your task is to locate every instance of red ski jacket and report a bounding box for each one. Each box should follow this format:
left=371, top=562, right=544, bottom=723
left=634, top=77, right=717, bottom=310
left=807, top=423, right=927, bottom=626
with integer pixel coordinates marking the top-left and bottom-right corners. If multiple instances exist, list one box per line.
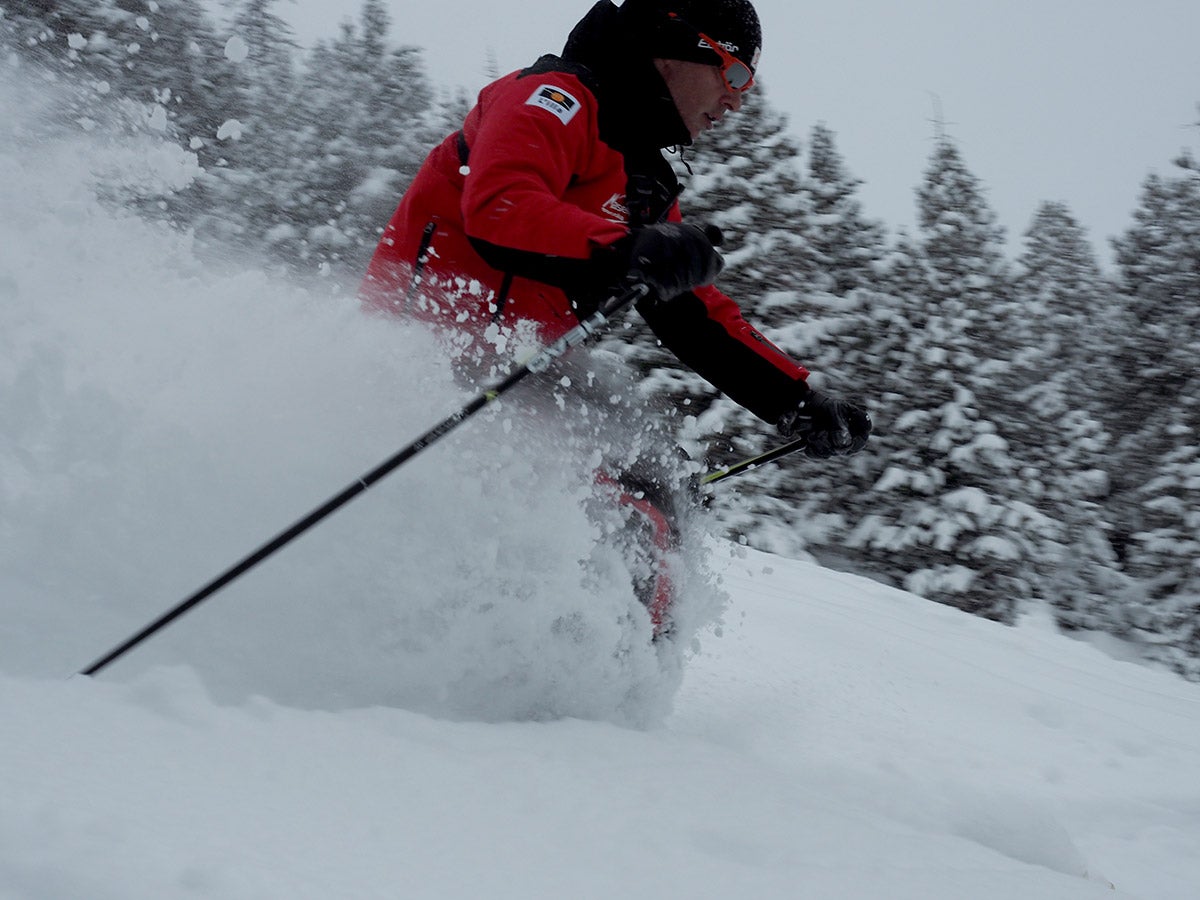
left=362, top=69, right=631, bottom=336
left=361, top=4, right=810, bottom=423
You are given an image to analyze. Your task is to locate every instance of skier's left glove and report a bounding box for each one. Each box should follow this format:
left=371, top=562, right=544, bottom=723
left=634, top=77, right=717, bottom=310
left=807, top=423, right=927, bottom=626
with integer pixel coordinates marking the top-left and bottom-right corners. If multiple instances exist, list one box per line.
left=778, top=387, right=872, bottom=459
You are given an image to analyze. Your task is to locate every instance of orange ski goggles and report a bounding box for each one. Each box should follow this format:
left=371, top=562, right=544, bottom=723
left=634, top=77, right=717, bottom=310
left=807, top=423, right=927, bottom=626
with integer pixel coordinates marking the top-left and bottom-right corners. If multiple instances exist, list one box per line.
left=666, top=12, right=757, bottom=94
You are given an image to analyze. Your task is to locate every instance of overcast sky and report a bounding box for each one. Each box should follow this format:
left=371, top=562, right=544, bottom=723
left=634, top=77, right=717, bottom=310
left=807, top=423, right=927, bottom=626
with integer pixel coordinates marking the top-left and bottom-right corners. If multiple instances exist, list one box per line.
left=280, top=0, right=1200, bottom=268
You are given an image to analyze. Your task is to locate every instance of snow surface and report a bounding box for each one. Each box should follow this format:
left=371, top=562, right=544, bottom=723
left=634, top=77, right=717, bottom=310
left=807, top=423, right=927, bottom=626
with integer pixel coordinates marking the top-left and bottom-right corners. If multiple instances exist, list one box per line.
left=3, top=78, right=1200, bottom=900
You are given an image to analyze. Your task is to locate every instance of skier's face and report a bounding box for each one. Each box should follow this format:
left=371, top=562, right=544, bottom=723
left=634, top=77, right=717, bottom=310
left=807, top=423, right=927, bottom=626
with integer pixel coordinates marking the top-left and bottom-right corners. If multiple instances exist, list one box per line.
left=654, top=58, right=745, bottom=140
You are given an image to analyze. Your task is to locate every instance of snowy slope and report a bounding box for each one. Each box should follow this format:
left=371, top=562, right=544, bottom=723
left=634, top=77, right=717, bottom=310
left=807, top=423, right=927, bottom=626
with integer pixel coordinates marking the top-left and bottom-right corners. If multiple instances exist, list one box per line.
left=3, top=77, right=1200, bottom=900
left=4, top=552, right=1200, bottom=899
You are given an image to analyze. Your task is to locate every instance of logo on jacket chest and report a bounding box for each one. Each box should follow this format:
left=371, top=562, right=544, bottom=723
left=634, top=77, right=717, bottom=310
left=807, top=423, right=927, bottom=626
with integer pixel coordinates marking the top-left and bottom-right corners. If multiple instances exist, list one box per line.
left=600, top=192, right=629, bottom=224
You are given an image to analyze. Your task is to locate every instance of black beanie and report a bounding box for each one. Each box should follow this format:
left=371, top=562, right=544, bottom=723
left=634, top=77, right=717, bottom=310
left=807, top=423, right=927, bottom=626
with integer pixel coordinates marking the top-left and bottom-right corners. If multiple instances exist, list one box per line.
left=621, top=0, right=762, bottom=71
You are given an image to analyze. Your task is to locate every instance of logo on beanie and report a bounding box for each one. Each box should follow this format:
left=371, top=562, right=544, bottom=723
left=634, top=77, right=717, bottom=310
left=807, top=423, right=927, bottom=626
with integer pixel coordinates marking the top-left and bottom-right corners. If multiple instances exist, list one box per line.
left=526, top=85, right=581, bottom=125
left=698, top=36, right=739, bottom=54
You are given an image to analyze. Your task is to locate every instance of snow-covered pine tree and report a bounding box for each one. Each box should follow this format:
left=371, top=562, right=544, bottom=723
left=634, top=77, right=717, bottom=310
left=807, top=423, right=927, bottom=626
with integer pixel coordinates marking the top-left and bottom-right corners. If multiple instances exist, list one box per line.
left=1110, top=150, right=1200, bottom=469
left=3, top=1, right=245, bottom=234
left=271, top=2, right=439, bottom=276
left=130, top=1, right=235, bottom=168
left=1110, top=149, right=1200, bottom=676
left=673, top=84, right=812, bottom=301
left=847, top=136, right=1049, bottom=622
left=1126, top=441, right=1200, bottom=679
left=764, top=121, right=888, bottom=394
left=699, top=123, right=890, bottom=558
left=794, top=123, right=887, bottom=297
left=3, top=0, right=231, bottom=155
left=176, top=0, right=300, bottom=253
left=1014, top=201, right=1134, bottom=632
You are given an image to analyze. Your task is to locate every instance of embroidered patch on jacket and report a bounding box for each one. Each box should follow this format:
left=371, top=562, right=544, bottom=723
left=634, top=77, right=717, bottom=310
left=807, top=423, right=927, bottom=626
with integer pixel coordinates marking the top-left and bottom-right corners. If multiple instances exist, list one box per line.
left=525, top=85, right=581, bottom=125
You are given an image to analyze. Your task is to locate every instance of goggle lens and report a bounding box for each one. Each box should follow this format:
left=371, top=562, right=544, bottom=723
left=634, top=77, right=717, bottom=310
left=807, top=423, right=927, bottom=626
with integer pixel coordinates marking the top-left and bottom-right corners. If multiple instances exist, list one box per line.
left=724, top=60, right=753, bottom=91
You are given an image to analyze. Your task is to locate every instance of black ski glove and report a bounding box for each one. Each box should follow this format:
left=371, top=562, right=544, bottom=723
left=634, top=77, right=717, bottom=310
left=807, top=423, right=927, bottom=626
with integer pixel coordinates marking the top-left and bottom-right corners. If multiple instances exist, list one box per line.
left=778, top=387, right=872, bottom=459
left=626, top=223, right=724, bottom=301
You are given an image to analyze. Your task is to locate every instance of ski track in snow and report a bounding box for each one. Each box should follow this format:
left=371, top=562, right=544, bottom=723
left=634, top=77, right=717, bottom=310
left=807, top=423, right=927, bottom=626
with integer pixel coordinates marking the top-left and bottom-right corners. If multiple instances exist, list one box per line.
left=2, top=73, right=1200, bottom=900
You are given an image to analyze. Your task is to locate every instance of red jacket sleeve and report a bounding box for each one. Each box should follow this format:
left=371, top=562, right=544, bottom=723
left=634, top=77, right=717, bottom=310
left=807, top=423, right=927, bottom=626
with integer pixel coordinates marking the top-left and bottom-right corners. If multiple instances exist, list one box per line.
left=460, top=73, right=627, bottom=259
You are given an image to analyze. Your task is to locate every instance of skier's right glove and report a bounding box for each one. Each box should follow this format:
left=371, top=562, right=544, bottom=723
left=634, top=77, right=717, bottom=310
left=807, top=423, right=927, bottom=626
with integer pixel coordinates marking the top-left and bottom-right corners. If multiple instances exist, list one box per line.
left=626, top=223, right=724, bottom=301
left=778, top=387, right=872, bottom=459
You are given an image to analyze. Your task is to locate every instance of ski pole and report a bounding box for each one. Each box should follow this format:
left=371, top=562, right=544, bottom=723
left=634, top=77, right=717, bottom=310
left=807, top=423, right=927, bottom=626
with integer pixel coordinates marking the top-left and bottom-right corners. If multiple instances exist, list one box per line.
left=701, top=436, right=809, bottom=487
left=79, top=281, right=651, bottom=677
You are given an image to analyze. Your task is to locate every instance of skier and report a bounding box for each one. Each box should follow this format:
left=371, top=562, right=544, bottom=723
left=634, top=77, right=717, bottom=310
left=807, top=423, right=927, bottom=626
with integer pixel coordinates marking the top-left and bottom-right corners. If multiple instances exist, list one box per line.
left=360, top=0, right=870, bottom=631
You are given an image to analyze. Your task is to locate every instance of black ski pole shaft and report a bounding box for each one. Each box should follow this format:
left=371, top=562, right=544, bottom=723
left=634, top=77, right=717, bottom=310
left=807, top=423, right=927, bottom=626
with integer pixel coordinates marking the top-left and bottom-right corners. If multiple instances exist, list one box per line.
left=79, top=282, right=650, bottom=677
left=701, top=436, right=808, bottom=487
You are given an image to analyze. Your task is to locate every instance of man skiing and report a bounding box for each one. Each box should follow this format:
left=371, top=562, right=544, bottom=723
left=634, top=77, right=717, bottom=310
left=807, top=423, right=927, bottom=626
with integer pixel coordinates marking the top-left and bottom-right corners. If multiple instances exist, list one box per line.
left=361, top=0, right=870, bottom=631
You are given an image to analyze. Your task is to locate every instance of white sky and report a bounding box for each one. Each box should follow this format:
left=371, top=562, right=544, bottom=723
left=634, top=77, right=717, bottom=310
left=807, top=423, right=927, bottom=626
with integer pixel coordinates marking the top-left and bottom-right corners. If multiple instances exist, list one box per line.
left=281, top=1, right=1200, bottom=268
